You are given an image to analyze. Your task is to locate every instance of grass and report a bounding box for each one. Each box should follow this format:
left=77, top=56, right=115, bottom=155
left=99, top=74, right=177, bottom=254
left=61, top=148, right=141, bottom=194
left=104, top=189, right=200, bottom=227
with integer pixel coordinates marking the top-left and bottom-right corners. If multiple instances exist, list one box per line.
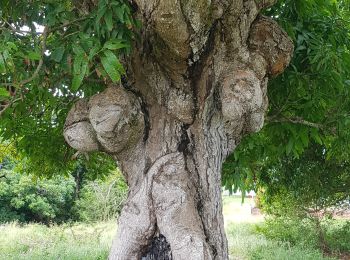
left=0, top=221, right=116, bottom=260
left=0, top=196, right=347, bottom=260
left=227, top=223, right=336, bottom=260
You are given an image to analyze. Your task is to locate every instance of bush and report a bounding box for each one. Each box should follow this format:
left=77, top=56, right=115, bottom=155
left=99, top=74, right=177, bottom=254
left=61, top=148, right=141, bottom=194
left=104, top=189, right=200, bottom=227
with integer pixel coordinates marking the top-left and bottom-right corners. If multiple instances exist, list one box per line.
left=0, top=165, right=128, bottom=224
left=74, top=170, right=127, bottom=222
left=323, top=219, right=350, bottom=253
left=256, top=216, right=319, bottom=249
left=226, top=222, right=334, bottom=260
left=256, top=216, right=350, bottom=255
left=0, top=170, right=76, bottom=224
left=0, top=170, right=75, bottom=224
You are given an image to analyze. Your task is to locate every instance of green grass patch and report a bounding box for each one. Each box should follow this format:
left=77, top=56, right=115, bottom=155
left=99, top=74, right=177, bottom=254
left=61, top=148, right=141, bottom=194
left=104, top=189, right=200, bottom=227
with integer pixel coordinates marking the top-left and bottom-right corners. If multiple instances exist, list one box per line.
left=0, top=221, right=116, bottom=260
left=0, top=198, right=348, bottom=260
left=227, top=222, right=336, bottom=260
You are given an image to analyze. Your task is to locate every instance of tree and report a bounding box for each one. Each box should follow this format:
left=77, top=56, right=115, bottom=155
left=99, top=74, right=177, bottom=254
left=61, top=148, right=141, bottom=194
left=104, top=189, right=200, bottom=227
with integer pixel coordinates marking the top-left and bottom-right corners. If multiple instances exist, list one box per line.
left=0, top=0, right=293, bottom=259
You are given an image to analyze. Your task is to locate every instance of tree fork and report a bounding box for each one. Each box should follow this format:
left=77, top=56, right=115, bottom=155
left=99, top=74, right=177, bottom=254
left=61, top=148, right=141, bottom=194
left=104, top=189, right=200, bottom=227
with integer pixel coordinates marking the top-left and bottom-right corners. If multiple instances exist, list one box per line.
left=64, top=0, right=293, bottom=259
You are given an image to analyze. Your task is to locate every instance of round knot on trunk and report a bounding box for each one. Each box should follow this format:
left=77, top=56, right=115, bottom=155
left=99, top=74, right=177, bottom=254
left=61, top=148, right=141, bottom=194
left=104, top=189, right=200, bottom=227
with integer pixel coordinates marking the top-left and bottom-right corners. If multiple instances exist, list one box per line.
left=249, top=15, right=294, bottom=76
left=63, top=86, right=145, bottom=154
left=221, top=70, right=268, bottom=136
left=63, top=99, right=99, bottom=152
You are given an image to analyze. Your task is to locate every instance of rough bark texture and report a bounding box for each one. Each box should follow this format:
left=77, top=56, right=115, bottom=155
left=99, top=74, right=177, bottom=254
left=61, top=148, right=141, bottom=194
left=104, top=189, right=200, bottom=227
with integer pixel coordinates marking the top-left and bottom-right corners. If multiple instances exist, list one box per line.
left=64, top=0, right=293, bottom=259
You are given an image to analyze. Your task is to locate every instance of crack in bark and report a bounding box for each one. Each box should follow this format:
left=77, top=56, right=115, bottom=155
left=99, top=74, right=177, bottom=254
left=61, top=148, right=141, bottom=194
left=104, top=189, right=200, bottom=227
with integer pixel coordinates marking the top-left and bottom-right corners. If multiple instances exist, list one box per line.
left=122, top=78, right=151, bottom=142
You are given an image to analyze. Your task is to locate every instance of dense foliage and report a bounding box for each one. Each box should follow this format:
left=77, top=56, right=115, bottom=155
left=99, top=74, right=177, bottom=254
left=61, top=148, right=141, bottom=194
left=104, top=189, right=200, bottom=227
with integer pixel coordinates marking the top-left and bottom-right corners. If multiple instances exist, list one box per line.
left=223, top=0, right=350, bottom=202
left=0, top=0, right=137, bottom=176
left=0, top=169, right=76, bottom=223
left=258, top=144, right=350, bottom=217
left=0, top=169, right=127, bottom=224
left=0, top=150, right=128, bottom=224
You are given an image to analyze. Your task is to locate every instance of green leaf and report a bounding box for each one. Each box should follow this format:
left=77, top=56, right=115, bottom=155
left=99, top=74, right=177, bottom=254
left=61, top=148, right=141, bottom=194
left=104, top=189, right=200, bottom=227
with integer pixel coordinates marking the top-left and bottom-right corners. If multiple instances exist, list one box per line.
left=114, top=6, right=124, bottom=22
left=0, top=54, right=6, bottom=73
left=51, top=47, right=65, bottom=62
left=311, top=129, right=323, bottom=145
left=286, top=139, right=294, bottom=155
left=300, top=133, right=309, bottom=147
left=0, top=88, right=10, bottom=97
left=72, top=45, right=85, bottom=55
left=103, top=40, right=129, bottom=50
left=6, top=42, right=17, bottom=51
left=72, top=54, right=88, bottom=91
left=104, top=9, right=113, bottom=31
left=96, top=5, right=107, bottom=22
left=27, top=51, right=41, bottom=61
left=100, top=50, right=124, bottom=82
left=88, top=46, right=101, bottom=60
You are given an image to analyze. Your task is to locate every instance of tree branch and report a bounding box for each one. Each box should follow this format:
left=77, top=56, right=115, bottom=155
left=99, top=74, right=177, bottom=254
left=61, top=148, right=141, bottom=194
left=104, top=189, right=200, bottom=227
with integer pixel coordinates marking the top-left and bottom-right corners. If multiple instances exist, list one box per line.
left=50, top=17, right=92, bottom=33
left=0, top=97, right=22, bottom=117
left=266, top=116, right=336, bottom=134
left=266, top=116, right=325, bottom=129
left=1, top=16, right=90, bottom=36
left=0, top=20, right=41, bottom=36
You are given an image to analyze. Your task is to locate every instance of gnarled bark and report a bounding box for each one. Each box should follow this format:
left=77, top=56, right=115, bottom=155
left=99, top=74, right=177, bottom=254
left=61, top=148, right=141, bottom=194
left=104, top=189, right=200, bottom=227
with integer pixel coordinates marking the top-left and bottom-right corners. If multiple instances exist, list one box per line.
left=64, top=0, right=293, bottom=259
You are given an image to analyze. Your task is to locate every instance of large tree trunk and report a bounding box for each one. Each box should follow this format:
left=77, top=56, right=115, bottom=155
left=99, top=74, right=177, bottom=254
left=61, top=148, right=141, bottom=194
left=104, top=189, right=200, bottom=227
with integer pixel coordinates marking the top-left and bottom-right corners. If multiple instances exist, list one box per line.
left=63, top=0, right=293, bottom=259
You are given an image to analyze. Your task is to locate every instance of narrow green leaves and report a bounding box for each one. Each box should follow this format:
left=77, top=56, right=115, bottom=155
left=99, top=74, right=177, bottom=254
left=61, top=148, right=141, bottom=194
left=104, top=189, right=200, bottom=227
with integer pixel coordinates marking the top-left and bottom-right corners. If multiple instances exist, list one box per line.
left=72, top=53, right=88, bottom=91
left=51, top=47, right=65, bottom=63
left=0, top=54, right=6, bottom=74
left=100, top=50, right=124, bottom=83
left=103, top=39, right=129, bottom=51
left=104, top=10, right=114, bottom=32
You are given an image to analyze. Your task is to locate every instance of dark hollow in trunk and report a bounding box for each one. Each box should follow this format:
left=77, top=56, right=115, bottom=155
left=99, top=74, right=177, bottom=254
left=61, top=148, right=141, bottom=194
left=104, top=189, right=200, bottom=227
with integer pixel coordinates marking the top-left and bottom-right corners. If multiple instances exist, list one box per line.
left=142, top=235, right=172, bottom=260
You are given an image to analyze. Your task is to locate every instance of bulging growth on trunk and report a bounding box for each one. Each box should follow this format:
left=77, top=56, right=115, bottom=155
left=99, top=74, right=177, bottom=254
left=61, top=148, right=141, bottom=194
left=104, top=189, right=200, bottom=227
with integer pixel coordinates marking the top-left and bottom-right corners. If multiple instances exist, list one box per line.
left=64, top=0, right=293, bottom=259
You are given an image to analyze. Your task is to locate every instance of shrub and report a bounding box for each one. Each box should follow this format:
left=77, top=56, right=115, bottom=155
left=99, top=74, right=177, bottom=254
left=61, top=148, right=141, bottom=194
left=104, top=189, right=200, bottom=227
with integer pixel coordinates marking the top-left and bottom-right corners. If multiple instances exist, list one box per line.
left=74, top=170, right=127, bottom=222
left=256, top=216, right=319, bottom=249
left=0, top=170, right=76, bottom=224
left=256, top=216, right=350, bottom=255
left=323, top=219, right=350, bottom=253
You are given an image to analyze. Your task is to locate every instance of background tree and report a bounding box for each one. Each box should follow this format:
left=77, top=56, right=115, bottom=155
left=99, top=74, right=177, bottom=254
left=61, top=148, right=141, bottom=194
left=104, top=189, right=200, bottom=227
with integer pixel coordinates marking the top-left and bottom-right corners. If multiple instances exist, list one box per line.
left=0, top=0, right=295, bottom=259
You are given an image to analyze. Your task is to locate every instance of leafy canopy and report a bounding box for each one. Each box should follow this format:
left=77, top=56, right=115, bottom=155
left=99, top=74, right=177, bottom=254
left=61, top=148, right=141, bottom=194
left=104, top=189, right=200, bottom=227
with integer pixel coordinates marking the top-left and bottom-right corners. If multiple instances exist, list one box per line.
left=223, top=0, right=350, bottom=196
left=0, top=0, right=138, bottom=176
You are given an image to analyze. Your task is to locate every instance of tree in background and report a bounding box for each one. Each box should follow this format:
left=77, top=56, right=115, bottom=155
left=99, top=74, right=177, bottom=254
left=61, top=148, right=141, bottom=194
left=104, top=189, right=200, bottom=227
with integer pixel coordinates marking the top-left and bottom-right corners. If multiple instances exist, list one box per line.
left=0, top=142, right=127, bottom=224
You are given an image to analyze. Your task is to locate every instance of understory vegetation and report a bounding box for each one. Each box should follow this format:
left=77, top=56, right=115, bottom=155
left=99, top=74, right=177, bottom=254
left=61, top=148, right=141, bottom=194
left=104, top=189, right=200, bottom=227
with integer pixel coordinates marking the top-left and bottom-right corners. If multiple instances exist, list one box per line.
left=228, top=222, right=340, bottom=260
left=1, top=210, right=349, bottom=260
left=0, top=159, right=127, bottom=224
